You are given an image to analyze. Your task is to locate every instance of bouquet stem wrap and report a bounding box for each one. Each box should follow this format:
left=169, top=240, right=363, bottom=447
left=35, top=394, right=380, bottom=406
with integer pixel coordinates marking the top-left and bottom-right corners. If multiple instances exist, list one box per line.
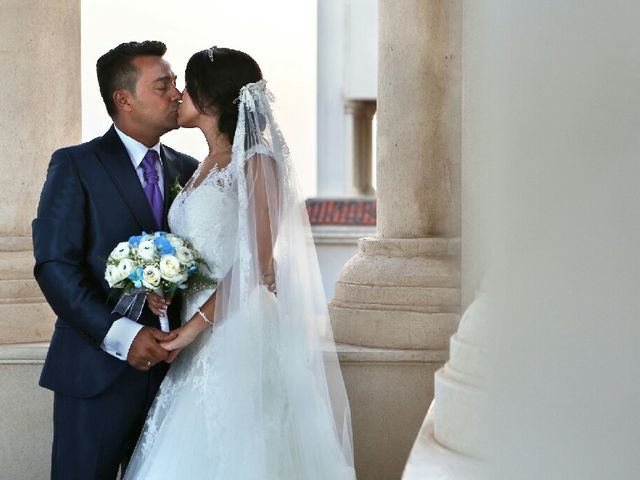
left=112, top=288, right=147, bottom=323
left=156, top=288, right=176, bottom=333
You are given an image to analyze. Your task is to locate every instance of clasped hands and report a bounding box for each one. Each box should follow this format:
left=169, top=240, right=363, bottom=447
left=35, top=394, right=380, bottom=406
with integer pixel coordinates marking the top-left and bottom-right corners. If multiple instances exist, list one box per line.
left=126, top=293, right=196, bottom=371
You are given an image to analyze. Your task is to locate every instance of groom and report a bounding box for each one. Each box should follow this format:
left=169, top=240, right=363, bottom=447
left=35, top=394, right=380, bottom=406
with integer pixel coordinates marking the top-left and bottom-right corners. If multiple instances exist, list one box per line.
left=33, top=41, right=198, bottom=479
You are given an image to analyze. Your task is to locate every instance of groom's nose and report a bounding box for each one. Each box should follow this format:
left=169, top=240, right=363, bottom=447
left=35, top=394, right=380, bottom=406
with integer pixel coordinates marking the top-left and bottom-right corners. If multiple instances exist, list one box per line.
left=170, top=86, right=181, bottom=101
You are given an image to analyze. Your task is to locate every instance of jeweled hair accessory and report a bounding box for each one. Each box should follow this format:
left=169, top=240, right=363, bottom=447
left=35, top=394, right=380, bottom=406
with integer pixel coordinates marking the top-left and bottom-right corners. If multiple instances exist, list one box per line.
left=206, top=45, right=217, bottom=62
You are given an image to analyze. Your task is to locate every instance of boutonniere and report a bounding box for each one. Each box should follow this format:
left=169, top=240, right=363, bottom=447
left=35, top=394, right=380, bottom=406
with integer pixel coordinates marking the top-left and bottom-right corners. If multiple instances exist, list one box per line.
left=168, top=177, right=184, bottom=205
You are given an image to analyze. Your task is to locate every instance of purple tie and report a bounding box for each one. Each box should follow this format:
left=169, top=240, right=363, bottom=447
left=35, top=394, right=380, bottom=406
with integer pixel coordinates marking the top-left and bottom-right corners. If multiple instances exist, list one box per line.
left=141, top=150, right=163, bottom=229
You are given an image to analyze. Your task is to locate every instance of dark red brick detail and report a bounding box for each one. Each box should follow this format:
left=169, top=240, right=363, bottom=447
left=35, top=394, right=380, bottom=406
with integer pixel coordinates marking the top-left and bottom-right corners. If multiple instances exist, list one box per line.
left=305, top=198, right=377, bottom=226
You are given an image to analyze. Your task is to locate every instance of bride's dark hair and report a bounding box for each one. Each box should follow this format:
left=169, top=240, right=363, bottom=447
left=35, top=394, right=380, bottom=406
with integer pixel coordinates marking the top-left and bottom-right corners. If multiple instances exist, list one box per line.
left=185, top=47, right=263, bottom=144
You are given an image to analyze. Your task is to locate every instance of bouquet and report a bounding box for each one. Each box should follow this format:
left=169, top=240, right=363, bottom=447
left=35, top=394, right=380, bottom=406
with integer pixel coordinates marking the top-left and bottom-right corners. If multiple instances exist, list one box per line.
left=104, top=231, right=209, bottom=332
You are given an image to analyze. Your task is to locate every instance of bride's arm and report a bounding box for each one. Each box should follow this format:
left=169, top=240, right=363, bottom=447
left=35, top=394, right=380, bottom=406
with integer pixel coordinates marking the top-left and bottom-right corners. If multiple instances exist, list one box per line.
left=249, top=154, right=279, bottom=293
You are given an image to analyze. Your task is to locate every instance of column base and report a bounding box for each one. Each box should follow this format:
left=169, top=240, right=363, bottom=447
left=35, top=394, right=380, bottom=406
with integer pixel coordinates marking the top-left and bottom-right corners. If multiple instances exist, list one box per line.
left=329, top=237, right=461, bottom=349
left=402, top=402, right=482, bottom=480
left=0, top=237, right=55, bottom=344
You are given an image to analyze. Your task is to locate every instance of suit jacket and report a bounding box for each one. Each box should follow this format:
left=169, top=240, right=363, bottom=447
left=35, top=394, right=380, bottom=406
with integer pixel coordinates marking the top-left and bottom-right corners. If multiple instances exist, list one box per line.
left=33, top=125, right=198, bottom=398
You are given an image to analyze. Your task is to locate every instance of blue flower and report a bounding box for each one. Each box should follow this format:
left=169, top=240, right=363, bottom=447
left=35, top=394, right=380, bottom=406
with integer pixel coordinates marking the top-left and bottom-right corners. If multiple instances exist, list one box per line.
left=128, top=235, right=143, bottom=247
left=128, top=267, right=144, bottom=289
left=153, top=236, right=176, bottom=256
left=188, top=265, right=198, bottom=275
left=128, top=232, right=149, bottom=247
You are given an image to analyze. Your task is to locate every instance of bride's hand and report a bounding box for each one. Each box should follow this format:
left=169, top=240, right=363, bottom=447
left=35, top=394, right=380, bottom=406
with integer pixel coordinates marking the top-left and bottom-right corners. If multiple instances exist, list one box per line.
left=147, top=292, right=171, bottom=317
left=160, top=326, right=197, bottom=363
left=262, top=272, right=277, bottom=295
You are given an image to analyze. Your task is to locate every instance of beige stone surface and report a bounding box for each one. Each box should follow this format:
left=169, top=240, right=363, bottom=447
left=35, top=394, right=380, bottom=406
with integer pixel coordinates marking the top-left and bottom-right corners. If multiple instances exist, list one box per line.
left=0, top=303, right=55, bottom=344
left=329, top=2, right=463, bottom=477
left=339, top=240, right=460, bottom=288
left=330, top=1, right=462, bottom=347
left=0, top=0, right=81, bottom=238
left=330, top=237, right=461, bottom=349
left=0, top=239, right=55, bottom=344
left=331, top=307, right=458, bottom=350
left=377, top=0, right=462, bottom=238
left=0, top=344, right=51, bottom=479
left=0, top=240, right=35, bottom=280
left=339, top=346, right=442, bottom=480
left=0, top=0, right=79, bottom=344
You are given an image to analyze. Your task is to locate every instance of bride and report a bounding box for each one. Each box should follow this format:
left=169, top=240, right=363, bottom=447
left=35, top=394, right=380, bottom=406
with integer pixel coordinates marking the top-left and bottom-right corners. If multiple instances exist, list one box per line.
left=123, top=46, right=357, bottom=479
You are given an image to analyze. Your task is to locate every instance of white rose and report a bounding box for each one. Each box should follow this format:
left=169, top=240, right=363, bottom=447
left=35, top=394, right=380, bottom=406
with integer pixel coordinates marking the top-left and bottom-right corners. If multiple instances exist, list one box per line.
left=104, top=264, right=119, bottom=287
left=168, top=235, right=184, bottom=249
left=142, top=266, right=162, bottom=289
left=137, top=239, right=156, bottom=261
left=109, top=242, right=130, bottom=261
left=117, top=258, right=134, bottom=280
left=159, top=255, right=182, bottom=282
left=175, top=246, right=195, bottom=265
left=170, top=271, right=188, bottom=285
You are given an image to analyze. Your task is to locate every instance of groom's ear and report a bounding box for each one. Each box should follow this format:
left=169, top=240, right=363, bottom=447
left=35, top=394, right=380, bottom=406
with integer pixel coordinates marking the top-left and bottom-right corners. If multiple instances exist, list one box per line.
left=113, top=90, right=133, bottom=114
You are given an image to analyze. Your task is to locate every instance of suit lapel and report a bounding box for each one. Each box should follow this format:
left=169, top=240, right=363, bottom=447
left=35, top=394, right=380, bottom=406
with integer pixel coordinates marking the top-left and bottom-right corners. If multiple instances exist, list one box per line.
left=96, top=126, right=159, bottom=233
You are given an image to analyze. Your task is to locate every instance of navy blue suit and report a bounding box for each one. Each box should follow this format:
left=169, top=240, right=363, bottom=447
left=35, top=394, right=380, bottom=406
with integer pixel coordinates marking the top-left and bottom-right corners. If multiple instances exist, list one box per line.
left=33, top=126, right=198, bottom=479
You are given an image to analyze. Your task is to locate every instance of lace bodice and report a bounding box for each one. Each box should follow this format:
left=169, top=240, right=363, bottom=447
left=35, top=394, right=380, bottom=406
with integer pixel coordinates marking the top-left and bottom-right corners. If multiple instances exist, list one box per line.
left=168, top=163, right=238, bottom=282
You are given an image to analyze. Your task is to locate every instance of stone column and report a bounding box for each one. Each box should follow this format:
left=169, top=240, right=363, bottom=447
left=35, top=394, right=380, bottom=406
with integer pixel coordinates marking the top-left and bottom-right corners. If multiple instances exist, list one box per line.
left=0, top=1, right=81, bottom=477
left=0, top=0, right=81, bottom=345
left=332, top=0, right=461, bottom=349
left=330, top=1, right=462, bottom=479
left=344, top=100, right=377, bottom=196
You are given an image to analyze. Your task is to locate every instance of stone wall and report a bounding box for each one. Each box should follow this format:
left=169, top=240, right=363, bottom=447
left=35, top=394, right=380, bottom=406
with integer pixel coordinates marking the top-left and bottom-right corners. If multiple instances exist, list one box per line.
left=0, top=0, right=81, bottom=477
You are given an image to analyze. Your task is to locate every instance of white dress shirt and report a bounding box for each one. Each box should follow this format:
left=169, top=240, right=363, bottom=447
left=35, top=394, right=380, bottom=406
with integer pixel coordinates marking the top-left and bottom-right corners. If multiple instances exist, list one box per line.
left=100, top=125, right=165, bottom=361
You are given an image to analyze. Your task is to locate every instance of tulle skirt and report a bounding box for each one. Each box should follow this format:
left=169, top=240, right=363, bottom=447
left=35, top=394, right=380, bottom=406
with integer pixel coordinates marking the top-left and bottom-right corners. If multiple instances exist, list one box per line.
left=124, top=286, right=356, bottom=480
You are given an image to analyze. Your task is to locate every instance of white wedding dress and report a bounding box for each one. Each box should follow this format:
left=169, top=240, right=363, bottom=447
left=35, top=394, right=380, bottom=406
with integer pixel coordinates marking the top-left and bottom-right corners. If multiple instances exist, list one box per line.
left=124, top=82, right=356, bottom=480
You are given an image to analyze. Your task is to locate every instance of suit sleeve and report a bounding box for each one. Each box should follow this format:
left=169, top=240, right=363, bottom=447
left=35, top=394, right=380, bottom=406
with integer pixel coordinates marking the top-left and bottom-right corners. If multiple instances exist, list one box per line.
left=32, top=149, right=120, bottom=348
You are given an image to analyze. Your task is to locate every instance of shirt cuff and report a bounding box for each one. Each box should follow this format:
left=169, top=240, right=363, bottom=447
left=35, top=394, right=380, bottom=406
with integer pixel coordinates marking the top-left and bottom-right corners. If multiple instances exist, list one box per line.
left=100, top=317, right=143, bottom=361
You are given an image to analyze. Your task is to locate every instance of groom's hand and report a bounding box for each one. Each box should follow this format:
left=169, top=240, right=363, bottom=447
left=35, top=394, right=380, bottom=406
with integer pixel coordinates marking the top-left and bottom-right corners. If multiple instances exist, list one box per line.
left=127, top=327, right=178, bottom=371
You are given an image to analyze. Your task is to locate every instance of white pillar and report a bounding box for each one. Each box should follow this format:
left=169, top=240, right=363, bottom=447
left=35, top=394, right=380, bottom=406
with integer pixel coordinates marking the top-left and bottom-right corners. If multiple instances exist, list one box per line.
left=317, top=0, right=348, bottom=197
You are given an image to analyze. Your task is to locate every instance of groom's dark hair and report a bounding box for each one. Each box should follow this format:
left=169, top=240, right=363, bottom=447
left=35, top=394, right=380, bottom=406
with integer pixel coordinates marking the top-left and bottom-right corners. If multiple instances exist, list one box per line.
left=185, top=47, right=263, bottom=144
left=96, top=41, right=167, bottom=117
